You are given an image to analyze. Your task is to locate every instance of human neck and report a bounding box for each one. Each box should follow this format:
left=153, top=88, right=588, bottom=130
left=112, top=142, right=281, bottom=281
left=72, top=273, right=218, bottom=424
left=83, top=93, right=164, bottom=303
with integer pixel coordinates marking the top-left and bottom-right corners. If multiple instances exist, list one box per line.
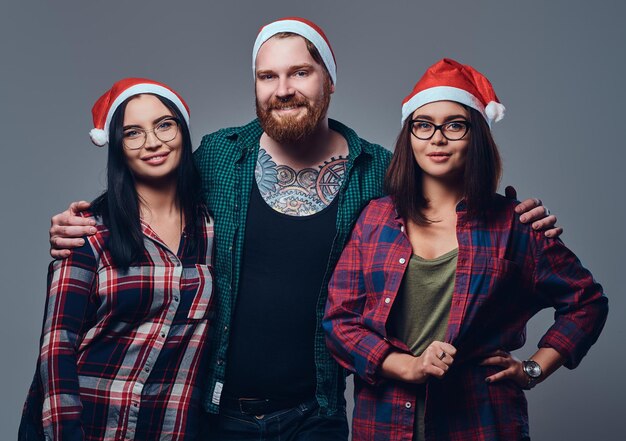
left=134, top=179, right=180, bottom=223
left=421, top=176, right=464, bottom=216
left=261, top=118, right=337, bottom=168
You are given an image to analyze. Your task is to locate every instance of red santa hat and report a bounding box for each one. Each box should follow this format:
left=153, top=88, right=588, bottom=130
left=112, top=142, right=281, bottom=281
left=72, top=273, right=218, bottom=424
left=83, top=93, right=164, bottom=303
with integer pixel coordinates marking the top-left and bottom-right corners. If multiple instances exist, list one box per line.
left=401, top=58, right=505, bottom=127
left=252, top=17, right=337, bottom=85
left=89, top=78, right=190, bottom=146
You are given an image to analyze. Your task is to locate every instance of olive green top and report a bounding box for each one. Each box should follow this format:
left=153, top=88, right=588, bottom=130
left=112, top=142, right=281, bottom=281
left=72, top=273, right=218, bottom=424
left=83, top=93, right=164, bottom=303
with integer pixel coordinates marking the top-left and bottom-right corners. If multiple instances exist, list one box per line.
left=389, top=248, right=458, bottom=441
left=390, top=248, right=458, bottom=356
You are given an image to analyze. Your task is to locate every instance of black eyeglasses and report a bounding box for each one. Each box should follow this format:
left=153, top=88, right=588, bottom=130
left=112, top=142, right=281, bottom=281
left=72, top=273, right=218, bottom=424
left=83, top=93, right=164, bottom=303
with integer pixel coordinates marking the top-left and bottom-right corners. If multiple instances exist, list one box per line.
left=122, top=117, right=180, bottom=150
left=409, top=119, right=471, bottom=141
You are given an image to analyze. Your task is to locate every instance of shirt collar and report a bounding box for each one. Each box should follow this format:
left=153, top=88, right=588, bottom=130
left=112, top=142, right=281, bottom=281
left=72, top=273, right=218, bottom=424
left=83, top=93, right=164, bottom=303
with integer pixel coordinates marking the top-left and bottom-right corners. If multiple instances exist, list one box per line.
left=225, top=118, right=372, bottom=161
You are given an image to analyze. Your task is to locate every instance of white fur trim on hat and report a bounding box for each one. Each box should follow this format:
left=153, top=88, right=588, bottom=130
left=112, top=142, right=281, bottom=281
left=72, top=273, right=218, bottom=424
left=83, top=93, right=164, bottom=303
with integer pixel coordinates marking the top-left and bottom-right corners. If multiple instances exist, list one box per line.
left=485, top=101, right=506, bottom=123
left=252, top=19, right=337, bottom=84
left=101, top=84, right=190, bottom=140
left=401, top=86, right=492, bottom=127
left=89, top=128, right=108, bottom=146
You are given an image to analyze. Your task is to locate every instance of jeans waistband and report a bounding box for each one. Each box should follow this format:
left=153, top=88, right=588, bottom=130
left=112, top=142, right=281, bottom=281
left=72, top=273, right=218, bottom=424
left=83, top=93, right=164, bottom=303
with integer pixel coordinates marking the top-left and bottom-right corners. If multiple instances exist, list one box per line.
left=220, top=396, right=313, bottom=415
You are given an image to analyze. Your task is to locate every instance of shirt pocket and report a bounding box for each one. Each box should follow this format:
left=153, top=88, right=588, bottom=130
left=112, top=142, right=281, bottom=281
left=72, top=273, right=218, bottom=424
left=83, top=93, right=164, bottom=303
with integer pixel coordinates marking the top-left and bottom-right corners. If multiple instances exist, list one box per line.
left=468, top=256, right=521, bottom=302
left=188, top=264, right=214, bottom=319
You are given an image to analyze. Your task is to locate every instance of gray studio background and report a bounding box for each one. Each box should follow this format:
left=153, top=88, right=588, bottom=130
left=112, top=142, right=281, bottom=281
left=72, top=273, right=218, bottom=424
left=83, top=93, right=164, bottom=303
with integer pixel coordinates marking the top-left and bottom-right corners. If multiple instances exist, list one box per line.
left=1, top=1, right=624, bottom=439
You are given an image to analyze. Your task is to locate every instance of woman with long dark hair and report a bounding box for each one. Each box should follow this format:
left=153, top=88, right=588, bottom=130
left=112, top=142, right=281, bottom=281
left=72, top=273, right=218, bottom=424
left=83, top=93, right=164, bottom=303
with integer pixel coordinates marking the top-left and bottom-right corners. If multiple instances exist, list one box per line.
left=323, top=59, right=608, bottom=441
left=20, top=78, right=214, bottom=440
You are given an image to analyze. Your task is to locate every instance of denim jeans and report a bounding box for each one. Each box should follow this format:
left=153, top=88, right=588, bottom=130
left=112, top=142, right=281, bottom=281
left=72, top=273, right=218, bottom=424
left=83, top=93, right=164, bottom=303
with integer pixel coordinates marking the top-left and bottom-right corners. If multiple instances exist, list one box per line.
left=203, top=399, right=349, bottom=441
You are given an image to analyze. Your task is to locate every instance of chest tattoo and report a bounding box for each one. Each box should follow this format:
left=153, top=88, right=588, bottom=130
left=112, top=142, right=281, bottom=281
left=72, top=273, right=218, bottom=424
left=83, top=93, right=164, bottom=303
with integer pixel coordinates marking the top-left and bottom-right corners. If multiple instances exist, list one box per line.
left=255, top=148, right=347, bottom=216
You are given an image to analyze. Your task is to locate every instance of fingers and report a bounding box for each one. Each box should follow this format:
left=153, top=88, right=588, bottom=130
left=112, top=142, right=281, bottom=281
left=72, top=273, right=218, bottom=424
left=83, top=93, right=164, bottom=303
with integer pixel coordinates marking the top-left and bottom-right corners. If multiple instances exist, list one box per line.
left=49, top=200, right=96, bottom=258
left=514, top=197, right=541, bottom=214
left=484, top=367, right=519, bottom=384
left=50, top=224, right=96, bottom=239
left=530, top=214, right=557, bottom=230
left=543, top=225, right=563, bottom=238
left=50, top=249, right=72, bottom=259
left=518, top=205, right=548, bottom=223
left=481, top=350, right=524, bottom=385
left=51, top=211, right=96, bottom=228
left=49, top=202, right=96, bottom=258
left=69, top=200, right=92, bottom=214
left=515, top=202, right=563, bottom=237
left=50, top=236, right=86, bottom=249
left=420, top=342, right=457, bottom=379
left=504, top=185, right=517, bottom=200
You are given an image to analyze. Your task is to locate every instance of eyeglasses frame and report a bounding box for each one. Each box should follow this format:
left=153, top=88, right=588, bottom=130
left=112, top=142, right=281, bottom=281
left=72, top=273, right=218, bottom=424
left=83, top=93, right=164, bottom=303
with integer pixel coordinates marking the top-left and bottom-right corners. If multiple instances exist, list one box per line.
left=408, top=119, right=471, bottom=141
left=122, top=117, right=181, bottom=150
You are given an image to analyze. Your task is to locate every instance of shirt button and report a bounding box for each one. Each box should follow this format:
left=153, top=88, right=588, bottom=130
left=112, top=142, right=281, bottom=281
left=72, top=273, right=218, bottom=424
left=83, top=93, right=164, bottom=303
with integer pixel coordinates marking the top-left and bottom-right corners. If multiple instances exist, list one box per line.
left=384, top=297, right=391, bottom=304
left=174, top=296, right=179, bottom=302
left=400, top=226, right=405, bottom=232
left=405, top=401, right=412, bottom=409
left=217, top=359, right=224, bottom=366
left=144, top=366, right=150, bottom=373
left=399, top=258, right=406, bottom=264
left=160, top=331, right=166, bottom=338
left=223, top=325, right=229, bottom=332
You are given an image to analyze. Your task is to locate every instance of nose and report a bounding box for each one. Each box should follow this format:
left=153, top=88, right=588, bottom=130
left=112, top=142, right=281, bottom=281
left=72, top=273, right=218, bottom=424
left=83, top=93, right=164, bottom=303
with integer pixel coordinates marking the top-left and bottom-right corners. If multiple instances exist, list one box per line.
left=430, top=127, right=447, bottom=145
left=275, top=76, right=295, bottom=99
left=143, top=129, right=162, bottom=149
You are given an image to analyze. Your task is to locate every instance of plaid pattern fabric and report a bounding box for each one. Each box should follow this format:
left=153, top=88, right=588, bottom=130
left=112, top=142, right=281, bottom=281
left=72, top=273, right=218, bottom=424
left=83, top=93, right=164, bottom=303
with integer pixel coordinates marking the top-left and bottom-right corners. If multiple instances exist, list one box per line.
left=193, top=118, right=391, bottom=415
left=323, top=195, right=608, bottom=441
left=22, top=213, right=215, bottom=441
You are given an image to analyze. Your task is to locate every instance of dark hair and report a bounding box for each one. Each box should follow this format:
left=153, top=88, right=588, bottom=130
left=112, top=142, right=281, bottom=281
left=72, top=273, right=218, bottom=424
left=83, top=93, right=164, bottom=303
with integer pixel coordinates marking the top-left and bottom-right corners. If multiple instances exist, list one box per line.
left=384, top=106, right=502, bottom=224
left=91, top=94, right=205, bottom=269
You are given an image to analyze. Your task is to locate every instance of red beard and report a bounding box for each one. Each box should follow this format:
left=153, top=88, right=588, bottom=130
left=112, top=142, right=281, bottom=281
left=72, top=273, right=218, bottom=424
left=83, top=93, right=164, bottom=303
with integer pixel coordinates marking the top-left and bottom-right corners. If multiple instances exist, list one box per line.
left=256, top=81, right=332, bottom=145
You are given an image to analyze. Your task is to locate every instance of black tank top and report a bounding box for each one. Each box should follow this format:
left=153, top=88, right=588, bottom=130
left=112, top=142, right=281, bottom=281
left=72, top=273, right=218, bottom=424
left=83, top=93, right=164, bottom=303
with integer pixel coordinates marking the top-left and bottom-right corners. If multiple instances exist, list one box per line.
left=223, top=180, right=339, bottom=401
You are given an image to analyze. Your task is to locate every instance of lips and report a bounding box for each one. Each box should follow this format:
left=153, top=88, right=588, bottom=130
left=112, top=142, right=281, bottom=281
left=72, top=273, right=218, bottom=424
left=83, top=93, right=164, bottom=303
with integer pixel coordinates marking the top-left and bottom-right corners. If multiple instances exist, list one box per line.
left=271, top=104, right=307, bottom=113
left=141, top=151, right=170, bottom=165
left=427, top=152, right=452, bottom=163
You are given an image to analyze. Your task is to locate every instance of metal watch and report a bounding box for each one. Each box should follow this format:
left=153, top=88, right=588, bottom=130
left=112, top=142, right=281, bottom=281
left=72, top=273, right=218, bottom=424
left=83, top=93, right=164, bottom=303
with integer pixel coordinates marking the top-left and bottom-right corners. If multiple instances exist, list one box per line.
left=522, top=360, right=542, bottom=390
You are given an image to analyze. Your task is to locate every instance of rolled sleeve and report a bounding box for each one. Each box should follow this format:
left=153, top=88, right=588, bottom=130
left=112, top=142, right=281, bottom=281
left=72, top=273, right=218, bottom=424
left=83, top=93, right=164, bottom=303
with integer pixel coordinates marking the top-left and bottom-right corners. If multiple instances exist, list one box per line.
left=532, top=234, right=608, bottom=369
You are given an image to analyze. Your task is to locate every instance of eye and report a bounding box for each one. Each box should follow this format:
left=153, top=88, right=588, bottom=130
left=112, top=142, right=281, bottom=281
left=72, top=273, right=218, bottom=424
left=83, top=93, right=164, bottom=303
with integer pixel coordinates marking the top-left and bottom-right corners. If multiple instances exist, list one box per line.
left=413, top=121, right=433, bottom=131
left=293, top=70, right=308, bottom=77
left=445, top=121, right=467, bottom=132
left=157, top=119, right=175, bottom=130
left=257, top=73, right=275, bottom=81
left=123, top=129, right=142, bottom=139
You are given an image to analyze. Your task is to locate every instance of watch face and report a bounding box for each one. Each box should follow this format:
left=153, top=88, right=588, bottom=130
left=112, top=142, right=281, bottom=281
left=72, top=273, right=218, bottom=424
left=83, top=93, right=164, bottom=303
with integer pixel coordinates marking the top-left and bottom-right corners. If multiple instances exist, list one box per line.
left=524, top=360, right=542, bottom=378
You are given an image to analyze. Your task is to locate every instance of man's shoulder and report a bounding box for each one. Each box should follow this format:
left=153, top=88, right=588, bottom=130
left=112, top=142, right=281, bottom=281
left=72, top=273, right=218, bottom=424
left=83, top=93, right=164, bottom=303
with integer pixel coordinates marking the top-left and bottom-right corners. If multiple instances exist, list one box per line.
left=196, top=119, right=262, bottom=154
left=361, top=140, right=392, bottom=162
left=329, top=119, right=391, bottom=162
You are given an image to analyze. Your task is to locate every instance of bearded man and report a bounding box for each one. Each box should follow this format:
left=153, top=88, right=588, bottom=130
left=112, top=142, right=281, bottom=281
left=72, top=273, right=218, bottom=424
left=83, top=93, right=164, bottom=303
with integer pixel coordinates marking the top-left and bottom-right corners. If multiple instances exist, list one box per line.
left=49, top=17, right=561, bottom=440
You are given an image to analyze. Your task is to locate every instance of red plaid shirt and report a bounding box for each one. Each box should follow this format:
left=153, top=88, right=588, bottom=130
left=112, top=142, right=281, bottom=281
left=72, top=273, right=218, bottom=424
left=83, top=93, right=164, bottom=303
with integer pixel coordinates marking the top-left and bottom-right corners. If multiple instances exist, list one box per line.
left=22, top=212, right=214, bottom=441
left=323, top=196, right=607, bottom=441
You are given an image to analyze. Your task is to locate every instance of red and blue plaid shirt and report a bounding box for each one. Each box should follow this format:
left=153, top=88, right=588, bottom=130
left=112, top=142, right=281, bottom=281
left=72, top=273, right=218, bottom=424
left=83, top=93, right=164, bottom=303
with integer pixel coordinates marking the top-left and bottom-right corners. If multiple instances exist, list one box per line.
left=323, top=195, right=607, bottom=441
left=22, top=212, right=214, bottom=441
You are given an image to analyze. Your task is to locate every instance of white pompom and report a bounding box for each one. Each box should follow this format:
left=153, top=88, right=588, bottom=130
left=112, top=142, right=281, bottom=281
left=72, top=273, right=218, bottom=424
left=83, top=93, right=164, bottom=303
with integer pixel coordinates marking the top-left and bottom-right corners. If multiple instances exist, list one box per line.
left=485, top=101, right=506, bottom=123
left=89, top=128, right=108, bottom=146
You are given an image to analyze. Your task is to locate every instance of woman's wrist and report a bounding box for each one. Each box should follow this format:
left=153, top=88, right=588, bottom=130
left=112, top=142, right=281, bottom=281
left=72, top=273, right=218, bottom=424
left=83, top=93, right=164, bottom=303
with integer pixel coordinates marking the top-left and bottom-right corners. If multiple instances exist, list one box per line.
left=381, top=352, right=422, bottom=382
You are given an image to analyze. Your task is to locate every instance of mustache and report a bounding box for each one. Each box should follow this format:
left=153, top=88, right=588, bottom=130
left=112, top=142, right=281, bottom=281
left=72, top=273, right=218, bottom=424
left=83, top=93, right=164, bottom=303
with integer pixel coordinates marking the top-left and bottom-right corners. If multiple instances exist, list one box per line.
left=266, top=97, right=310, bottom=111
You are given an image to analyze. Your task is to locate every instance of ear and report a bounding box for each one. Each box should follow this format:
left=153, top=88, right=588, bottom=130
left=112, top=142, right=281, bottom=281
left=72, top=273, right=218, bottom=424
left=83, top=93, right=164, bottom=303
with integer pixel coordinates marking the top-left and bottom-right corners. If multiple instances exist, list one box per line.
left=330, top=83, right=335, bottom=94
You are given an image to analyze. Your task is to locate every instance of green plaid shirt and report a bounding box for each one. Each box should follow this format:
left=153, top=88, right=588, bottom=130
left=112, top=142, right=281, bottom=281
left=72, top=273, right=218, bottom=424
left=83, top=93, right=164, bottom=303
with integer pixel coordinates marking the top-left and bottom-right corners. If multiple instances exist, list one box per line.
left=194, top=118, right=391, bottom=415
